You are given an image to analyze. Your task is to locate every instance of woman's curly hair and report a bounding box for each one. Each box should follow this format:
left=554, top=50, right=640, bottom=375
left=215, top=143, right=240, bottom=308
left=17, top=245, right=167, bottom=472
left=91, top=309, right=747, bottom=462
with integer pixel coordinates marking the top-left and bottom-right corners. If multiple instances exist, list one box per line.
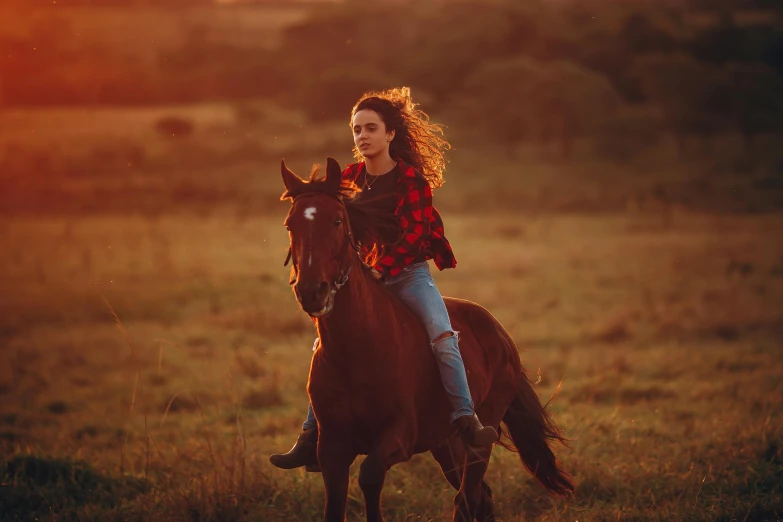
left=350, top=87, right=451, bottom=189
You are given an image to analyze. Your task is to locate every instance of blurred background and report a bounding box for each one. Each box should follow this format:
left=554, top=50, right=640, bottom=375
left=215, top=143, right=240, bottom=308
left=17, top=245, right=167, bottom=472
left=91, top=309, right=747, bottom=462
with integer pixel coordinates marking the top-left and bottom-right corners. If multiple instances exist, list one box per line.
left=0, top=0, right=781, bottom=520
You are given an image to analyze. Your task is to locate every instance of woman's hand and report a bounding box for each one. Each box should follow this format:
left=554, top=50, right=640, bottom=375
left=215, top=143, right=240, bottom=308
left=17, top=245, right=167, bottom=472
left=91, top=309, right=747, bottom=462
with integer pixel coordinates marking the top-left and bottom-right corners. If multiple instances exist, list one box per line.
left=362, top=261, right=383, bottom=281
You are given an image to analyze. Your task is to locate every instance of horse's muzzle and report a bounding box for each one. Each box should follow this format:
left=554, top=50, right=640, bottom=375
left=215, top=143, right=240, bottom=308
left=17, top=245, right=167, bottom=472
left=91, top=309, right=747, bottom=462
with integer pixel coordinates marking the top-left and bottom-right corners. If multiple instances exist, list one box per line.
left=295, top=280, right=333, bottom=317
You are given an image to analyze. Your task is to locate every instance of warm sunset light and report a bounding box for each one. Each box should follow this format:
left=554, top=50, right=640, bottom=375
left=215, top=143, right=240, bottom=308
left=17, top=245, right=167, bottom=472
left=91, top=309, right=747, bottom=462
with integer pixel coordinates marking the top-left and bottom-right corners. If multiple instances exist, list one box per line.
left=0, top=0, right=781, bottom=520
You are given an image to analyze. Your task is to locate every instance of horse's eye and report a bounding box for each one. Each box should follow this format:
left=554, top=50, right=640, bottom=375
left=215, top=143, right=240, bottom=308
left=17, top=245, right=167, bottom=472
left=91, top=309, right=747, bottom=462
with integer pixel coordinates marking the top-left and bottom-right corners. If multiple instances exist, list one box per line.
left=334, top=218, right=342, bottom=227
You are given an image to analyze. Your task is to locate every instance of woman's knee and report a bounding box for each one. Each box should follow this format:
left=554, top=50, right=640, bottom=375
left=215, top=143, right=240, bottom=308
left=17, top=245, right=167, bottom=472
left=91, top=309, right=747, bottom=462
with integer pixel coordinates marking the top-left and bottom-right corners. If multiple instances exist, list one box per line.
left=430, top=330, right=460, bottom=354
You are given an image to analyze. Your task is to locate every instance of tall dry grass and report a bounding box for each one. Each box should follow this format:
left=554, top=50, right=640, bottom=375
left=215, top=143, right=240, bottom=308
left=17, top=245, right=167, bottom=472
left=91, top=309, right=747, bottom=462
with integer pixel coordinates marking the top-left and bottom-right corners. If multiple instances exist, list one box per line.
left=0, top=208, right=781, bottom=520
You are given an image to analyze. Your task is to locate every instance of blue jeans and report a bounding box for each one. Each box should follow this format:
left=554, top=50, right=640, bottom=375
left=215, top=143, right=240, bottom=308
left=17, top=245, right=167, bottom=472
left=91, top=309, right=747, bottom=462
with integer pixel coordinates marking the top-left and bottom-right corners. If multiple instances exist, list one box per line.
left=303, top=261, right=475, bottom=429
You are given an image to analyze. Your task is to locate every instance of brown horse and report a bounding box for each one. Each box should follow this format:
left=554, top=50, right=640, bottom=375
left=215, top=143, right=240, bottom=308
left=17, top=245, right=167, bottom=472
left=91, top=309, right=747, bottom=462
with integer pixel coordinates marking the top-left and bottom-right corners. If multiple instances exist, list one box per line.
left=280, top=157, right=573, bottom=522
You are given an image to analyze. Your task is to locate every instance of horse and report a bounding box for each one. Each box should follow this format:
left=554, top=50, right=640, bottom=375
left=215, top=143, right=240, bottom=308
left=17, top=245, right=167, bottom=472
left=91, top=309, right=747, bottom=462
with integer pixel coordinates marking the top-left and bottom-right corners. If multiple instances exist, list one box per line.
left=279, top=157, right=573, bottom=522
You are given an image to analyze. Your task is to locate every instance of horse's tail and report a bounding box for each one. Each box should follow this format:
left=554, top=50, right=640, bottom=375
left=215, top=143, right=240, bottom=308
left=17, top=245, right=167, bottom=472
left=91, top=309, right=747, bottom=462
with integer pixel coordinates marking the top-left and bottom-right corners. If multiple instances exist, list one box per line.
left=501, top=376, right=574, bottom=497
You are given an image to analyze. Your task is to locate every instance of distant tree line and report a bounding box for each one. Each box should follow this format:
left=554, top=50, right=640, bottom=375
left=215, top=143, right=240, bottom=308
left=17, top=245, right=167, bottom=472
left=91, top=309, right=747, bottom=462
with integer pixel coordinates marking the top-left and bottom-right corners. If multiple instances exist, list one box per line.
left=270, top=0, right=783, bottom=153
left=2, top=0, right=782, bottom=152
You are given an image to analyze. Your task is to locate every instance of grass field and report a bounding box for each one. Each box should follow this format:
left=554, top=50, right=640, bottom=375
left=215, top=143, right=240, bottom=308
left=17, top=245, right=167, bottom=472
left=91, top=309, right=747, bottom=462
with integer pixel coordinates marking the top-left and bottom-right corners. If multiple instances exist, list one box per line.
left=1, top=206, right=782, bottom=520
left=0, top=101, right=782, bottom=520
left=2, top=0, right=782, bottom=516
left=3, top=102, right=781, bottom=217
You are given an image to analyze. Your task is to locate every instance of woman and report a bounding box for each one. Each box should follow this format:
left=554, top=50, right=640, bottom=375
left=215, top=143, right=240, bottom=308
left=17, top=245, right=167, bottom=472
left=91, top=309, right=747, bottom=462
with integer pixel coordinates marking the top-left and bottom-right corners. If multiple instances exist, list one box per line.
left=270, top=87, right=497, bottom=471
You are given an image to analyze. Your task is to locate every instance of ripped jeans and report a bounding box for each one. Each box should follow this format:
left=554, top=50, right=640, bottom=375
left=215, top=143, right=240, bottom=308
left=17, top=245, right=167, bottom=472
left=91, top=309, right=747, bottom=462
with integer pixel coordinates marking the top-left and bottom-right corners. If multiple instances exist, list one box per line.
left=303, top=261, right=474, bottom=430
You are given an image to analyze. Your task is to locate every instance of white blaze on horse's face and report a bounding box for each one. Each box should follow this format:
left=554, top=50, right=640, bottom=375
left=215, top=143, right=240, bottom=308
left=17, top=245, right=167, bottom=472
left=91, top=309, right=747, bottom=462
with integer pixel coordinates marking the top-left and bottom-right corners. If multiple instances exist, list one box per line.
left=287, top=194, right=348, bottom=318
left=304, top=206, right=317, bottom=266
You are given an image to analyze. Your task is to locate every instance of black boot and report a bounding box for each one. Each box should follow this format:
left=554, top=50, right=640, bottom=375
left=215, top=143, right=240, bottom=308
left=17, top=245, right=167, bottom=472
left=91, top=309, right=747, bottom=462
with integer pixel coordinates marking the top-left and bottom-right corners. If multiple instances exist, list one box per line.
left=454, top=414, right=498, bottom=447
left=269, top=428, right=320, bottom=471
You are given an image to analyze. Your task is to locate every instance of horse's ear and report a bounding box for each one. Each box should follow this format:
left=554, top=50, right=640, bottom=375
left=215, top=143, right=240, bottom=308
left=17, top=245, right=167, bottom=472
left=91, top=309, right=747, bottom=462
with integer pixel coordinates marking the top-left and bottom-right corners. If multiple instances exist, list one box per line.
left=281, top=158, right=304, bottom=196
left=325, top=157, right=342, bottom=193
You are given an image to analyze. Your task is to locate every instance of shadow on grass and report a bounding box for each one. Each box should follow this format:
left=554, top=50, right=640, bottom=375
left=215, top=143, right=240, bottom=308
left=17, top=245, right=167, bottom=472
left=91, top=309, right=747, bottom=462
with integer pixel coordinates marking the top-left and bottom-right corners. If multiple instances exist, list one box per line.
left=0, top=455, right=147, bottom=521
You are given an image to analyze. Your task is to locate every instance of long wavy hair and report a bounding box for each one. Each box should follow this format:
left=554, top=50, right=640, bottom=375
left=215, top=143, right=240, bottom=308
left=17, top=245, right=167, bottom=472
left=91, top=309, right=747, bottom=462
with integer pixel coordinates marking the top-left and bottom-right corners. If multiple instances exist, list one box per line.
left=350, top=87, right=451, bottom=189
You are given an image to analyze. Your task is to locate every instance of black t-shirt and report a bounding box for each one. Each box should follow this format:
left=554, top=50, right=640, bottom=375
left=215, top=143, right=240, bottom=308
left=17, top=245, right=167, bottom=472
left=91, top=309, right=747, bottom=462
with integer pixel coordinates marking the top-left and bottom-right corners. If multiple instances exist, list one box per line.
left=355, top=165, right=399, bottom=215
left=355, top=165, right=426, bottom=263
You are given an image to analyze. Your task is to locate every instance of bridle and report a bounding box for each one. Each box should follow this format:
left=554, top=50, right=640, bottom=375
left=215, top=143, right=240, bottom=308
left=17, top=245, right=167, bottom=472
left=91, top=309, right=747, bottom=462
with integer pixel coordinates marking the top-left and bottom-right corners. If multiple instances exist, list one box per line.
left=284, top=194, right=362, bottom=294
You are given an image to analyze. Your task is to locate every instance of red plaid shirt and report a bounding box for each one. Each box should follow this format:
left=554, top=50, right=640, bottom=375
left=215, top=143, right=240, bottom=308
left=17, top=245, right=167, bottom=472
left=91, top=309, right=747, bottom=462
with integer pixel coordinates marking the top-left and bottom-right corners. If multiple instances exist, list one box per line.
left=342, top=160, right=457, bottom=279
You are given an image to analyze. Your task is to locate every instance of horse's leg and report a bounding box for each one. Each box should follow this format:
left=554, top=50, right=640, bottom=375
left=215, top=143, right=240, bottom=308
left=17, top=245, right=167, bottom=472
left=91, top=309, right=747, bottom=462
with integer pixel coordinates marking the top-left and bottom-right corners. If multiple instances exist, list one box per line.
left=358, top=453, right=386, bottom=522
left=476, top=481, right=495, bottom=522
left=453, top=444, right=492, bottom=522
left=318, top=436, right=355, bottom=522
left=432, top=441, right=495, bottom=522
left=430, top=441, right=464, bottom=491
left=358, top=420, right=416, bottom=522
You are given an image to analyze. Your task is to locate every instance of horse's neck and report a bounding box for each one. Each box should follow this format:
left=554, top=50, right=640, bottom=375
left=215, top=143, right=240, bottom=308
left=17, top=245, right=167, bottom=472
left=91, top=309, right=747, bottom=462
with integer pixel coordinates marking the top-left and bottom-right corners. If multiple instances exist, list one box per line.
left=316, top=256, right=398, bottom=359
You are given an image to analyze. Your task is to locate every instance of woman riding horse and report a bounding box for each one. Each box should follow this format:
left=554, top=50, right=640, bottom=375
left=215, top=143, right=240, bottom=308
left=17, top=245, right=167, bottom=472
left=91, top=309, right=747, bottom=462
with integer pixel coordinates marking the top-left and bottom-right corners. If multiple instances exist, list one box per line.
left=271, top=87, right=498, bottom=469
left=270, top=88, right=572, bottom=522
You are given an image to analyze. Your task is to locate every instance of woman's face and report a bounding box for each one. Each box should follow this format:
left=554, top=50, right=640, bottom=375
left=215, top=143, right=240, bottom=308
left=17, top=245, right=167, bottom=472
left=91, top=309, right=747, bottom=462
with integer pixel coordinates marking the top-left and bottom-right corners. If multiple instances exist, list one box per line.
left=352, top=109, right=395, bottom=159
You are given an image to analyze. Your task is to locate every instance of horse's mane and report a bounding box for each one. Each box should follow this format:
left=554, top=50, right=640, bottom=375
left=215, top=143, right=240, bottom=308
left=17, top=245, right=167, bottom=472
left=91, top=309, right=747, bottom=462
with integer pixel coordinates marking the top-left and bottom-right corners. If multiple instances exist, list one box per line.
left=281, top=165, right=401, bottom=266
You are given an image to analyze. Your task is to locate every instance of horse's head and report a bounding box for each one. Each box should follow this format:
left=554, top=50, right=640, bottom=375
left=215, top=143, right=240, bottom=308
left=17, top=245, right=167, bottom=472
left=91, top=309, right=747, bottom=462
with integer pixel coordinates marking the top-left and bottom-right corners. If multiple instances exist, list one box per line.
left=281, top=157, right=356, bottom=318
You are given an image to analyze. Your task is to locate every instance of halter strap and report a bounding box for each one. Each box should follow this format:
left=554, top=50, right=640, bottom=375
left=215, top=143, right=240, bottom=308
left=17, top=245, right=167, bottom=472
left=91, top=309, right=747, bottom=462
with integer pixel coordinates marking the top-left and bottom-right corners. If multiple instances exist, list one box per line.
left=334, top=259, right=352, bottom=289
left=284, top=227, right=359, bottom=290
